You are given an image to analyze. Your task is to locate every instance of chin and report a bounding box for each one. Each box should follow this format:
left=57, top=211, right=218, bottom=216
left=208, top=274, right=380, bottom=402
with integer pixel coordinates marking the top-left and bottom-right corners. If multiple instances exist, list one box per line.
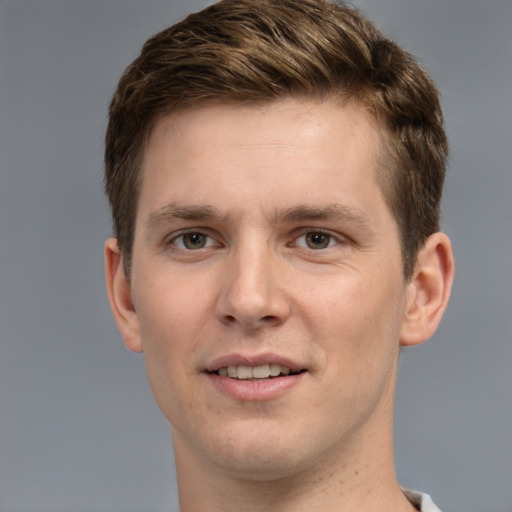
left=190, top=421, right=324, bottom=482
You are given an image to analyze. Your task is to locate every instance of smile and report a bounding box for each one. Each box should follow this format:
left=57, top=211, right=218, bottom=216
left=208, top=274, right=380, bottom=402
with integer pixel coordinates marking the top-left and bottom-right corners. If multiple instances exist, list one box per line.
left=207, top=364, right=307, bottom=401
left=205, top=354, right=308, bottom=399
left=216, top=364, right=296, bottom=379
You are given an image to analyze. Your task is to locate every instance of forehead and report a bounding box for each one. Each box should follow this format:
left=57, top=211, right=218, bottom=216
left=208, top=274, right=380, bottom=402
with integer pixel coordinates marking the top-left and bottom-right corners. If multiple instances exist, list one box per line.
left=139, top=97, right=387, bottom=219
left=144, top=97, right=384, bottom=168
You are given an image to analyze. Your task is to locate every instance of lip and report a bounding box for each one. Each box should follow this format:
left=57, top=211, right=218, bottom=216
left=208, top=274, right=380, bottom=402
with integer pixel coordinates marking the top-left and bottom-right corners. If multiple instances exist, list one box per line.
left=204, top=352, right=307, bottom=401
left=206, top=371, right=306, bottom=401
left=206, top=352, right=304, bottom=373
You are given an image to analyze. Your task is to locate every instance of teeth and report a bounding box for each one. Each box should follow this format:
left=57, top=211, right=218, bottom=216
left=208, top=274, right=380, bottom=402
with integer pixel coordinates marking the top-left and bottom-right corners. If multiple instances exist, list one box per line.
left=217, top=364, right=294, bottom=379
left=252, top=364, right=270, bottom=378
left=237, top=365, right=253, bottom=379
left=269, top=364, right=281, bottom=377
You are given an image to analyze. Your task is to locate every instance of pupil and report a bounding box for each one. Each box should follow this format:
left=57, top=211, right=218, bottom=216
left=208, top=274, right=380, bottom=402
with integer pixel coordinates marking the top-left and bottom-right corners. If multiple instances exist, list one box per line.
left=307, top=232, right=329, bottom=249
left=184, top=233, right=205, bottom=249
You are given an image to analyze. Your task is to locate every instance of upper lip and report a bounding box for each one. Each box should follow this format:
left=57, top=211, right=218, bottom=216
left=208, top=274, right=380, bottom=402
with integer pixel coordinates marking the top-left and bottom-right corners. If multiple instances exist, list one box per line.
left=205, top=353, right=306, bottom=373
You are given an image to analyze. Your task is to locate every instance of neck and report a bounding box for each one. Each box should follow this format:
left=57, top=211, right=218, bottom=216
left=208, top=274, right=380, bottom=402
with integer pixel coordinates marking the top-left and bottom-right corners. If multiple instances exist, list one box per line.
left=173, top=408, right=416, bottom=512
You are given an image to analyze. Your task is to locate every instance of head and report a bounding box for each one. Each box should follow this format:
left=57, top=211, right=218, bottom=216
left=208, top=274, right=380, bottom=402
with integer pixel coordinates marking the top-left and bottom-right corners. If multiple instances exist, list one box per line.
left=104, top=0, right=455, bottom=489
left=104, top=0, right=448, bottom=280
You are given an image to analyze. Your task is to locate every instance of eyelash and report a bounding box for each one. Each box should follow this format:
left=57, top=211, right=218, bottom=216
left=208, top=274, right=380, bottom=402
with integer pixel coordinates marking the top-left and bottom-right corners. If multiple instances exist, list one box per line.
left=166, top=228, right=343, bottom=252
left=291, top=229, right=340, bottom=250
left=167, top=230, right=219, bottom=250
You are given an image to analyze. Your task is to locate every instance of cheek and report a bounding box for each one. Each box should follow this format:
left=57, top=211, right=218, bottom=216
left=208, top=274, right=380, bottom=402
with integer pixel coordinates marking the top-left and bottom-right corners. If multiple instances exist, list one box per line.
left=301, top=270, right=406, bottom=362
left=132, top=277, right=198, bottom=373
left=133, top=281, right=205, bottom=422
left=135, top=266, right=210, bottom=331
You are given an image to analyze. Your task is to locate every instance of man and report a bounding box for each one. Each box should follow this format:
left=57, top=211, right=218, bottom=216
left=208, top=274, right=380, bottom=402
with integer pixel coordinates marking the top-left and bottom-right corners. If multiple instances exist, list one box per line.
left=103, top=1, right=454, bottom=510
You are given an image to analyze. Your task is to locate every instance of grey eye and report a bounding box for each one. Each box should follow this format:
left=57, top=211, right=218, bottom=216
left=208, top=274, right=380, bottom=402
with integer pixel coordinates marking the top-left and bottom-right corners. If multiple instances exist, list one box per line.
left=181, top=232, right=208, bottom=249
left=305, top=232, right=331, bottom=249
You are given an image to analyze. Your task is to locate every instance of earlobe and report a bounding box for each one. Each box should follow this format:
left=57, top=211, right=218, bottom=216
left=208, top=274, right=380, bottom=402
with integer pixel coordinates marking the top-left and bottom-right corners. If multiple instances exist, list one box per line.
left=104, top=237, right=144, bottom=353
left=399, top=232, right=455, bottom=347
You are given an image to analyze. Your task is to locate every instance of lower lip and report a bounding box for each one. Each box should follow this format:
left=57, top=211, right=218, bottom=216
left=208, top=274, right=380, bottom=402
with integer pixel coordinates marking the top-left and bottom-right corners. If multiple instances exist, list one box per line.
left=206, top=372, right=305, bottom=401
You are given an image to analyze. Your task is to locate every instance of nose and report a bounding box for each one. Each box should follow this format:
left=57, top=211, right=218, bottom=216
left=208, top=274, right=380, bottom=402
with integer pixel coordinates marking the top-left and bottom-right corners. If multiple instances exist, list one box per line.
left=215, top=243, right=291, bottom=330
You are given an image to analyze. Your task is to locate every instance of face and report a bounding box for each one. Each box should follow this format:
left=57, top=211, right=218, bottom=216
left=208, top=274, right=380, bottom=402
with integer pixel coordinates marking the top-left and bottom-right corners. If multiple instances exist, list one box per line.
left=121, top=98, right=411, bottom=480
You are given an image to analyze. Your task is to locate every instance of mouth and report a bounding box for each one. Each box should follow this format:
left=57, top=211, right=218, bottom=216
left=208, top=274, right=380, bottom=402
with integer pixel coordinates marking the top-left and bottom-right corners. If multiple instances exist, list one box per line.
left=205, top=356, right=307, bottom=400
left=211, top=364, right=305, bottom=380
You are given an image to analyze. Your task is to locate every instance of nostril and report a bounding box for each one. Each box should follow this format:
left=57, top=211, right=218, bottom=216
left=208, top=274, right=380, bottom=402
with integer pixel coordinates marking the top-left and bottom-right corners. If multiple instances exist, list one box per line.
left=221, top=313, right=280, bottom=328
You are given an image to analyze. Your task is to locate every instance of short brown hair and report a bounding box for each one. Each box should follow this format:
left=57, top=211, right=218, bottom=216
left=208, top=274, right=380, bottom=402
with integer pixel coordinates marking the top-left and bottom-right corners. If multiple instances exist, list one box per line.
left=105, top=0, right=448, bottom=278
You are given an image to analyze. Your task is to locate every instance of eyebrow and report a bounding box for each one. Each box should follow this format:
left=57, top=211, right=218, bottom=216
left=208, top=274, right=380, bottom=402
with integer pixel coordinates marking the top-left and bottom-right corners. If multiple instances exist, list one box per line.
left=146, top=202, right=222, bottom=228
left=274, top=204, right=374, bottom=228
left=145, top=202, right=374, bottom=229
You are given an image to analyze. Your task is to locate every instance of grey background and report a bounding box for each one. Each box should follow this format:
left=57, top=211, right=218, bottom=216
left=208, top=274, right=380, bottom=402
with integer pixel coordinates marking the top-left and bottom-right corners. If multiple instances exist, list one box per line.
left=0, top=0, right=510, bottom=511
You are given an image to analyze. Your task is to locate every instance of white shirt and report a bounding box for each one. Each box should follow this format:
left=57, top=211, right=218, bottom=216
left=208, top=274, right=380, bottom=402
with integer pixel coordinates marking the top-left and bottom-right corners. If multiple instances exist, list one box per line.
left=403, top=489, right=442, bottom=512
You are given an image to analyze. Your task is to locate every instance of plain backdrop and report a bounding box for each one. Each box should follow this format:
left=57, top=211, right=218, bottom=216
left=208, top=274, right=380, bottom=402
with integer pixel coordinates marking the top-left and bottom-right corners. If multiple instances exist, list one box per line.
left=0, top=1, right=511, bottom=511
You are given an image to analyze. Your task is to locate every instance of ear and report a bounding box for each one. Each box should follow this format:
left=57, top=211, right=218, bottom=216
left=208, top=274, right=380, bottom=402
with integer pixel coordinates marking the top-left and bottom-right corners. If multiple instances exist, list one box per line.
left=104, top=237, right=143, bottom=353
left=400, top=232, right=455, bottom=347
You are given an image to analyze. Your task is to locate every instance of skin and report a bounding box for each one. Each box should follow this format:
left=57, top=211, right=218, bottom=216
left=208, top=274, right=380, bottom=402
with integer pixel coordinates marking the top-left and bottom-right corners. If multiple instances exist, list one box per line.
left=105, top=97, right=454, bottom=512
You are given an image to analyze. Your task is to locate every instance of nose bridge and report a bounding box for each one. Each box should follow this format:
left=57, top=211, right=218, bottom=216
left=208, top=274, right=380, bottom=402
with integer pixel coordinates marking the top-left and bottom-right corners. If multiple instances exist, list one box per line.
left=216, top=234, right=289, bottom=328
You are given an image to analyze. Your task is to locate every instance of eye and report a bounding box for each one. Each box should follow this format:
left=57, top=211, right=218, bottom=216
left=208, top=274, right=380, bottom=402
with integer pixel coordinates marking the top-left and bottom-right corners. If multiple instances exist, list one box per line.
left=171, top=232, right=215, bottom=250
left=295, top=231, right=337, bottom=250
